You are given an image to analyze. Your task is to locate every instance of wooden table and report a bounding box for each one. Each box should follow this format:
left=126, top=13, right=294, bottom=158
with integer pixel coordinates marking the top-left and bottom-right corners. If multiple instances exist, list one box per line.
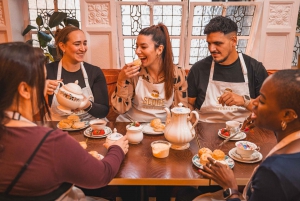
left=44, top=121, right=277, bottom=186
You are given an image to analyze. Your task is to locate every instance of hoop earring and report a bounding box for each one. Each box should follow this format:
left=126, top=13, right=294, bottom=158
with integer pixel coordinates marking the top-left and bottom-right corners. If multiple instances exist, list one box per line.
left=294, top=114, right=298, bottom=119
left=281, top=121, right=287, bottom=131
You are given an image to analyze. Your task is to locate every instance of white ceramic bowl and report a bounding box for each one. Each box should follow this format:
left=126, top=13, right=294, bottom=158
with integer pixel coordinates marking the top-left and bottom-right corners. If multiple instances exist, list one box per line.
left=89, top=119, right=107, bottom=130
left=151, top=140, right=171, bottom=158
left=126, top=124, right=143, bottom=144
left=235, top=141, right=259, bottom=158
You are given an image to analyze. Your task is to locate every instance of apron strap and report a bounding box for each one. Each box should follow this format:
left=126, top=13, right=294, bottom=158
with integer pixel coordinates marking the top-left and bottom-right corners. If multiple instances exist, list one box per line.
left=5, top=129, right=55, bottom=195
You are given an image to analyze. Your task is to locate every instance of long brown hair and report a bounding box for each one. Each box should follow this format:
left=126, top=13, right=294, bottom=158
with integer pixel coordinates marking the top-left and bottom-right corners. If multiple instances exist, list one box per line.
left=0, top=42, right=49, bottom=126
left=139, top=23, right=174, bottom=100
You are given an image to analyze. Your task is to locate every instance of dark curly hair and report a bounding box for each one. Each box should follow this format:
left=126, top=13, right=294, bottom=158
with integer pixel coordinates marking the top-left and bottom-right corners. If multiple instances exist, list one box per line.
left=204, top=16, right=237, bottom=35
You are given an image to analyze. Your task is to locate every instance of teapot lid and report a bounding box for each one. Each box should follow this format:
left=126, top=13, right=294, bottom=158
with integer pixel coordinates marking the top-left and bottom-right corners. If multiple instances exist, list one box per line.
left=63, top=80, right=83, bottom=95
left=171, top=102, right=190, bottom=114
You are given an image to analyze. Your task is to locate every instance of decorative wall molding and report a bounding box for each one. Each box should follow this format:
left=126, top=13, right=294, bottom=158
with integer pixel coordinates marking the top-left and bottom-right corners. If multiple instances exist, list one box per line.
left=0, top=0, right=5, bottom=25
left=268, top=4, right=291, bottom=26
left=88, top=3, right=110, bottom=25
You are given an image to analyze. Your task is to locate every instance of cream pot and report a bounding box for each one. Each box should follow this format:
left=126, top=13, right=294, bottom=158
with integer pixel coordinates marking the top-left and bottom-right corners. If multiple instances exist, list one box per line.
left=126, top=124, right=143, bottom=144
left=55, top=80, right=92, bottom=110
left=106, top=128, right=123, bottom=144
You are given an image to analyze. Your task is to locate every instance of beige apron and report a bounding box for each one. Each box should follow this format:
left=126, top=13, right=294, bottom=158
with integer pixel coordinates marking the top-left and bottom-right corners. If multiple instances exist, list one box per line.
left=49, top=60, right=94, bottom=121
left=117, top=76, right=174, bottom=122
left=199, top=53, right=250, bottom=123
left=193, top=131, right=300, bottom=201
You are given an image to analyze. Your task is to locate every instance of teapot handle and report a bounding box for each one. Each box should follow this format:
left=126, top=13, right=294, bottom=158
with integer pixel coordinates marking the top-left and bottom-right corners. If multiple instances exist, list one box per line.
left=189, top=111, right=199, bottom=133
left=53, top=81, right=64, bottom=95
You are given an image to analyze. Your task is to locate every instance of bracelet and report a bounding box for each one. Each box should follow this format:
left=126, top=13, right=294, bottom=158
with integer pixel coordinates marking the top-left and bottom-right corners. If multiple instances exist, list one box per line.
left=84, top=101, right=93, bottom=112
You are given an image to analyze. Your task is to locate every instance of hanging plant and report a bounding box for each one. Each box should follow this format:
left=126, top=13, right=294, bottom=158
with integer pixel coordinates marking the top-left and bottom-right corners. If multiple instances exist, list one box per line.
left=22, top=12, right=79, bottom=62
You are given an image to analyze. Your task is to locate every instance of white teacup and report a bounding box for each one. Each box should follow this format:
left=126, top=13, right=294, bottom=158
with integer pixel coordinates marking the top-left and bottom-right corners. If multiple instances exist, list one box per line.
left=226, top=121, right=242, bottom=135
left=89, top=118, right=107, bottom=130
left=235, top=141, right=260, bottom=158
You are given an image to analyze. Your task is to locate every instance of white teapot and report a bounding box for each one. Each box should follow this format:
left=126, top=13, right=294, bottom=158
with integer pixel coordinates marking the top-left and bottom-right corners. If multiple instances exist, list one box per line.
left=55, top=80, right=92, bottom=110
left=164, top=103, right=199, bottom=150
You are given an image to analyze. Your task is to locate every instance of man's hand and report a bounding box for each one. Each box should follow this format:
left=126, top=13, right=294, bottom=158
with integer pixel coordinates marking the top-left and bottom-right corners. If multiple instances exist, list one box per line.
left=218, top=92, right=244, bottom=107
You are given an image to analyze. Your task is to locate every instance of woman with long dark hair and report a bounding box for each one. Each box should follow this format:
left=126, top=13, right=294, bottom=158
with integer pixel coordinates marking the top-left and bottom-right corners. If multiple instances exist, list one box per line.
left=0, top=42, right=128, bottom=200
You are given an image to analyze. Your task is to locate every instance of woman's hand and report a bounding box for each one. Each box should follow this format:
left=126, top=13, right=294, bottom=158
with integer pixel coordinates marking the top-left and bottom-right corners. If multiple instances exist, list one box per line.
left=103, top=135, right=129, bottom=155
left=241, top=114, right=255, bottom=131
left=46, top=79, right=62, bottom=95
left=117, top=63, right=141, bottom=87
left=199, top=157, right=238, bottom=190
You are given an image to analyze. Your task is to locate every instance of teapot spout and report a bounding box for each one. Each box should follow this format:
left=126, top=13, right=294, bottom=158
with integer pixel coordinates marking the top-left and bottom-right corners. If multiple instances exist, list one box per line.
left=164, top=107, right=171, bottom=125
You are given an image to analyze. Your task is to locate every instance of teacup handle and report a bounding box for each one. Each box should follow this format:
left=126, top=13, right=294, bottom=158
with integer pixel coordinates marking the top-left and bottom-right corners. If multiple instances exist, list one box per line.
left=255, top=146, right=260, bottom=152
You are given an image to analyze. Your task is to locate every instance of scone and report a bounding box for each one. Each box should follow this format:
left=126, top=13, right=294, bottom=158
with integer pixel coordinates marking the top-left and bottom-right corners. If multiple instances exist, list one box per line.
left=212, top=149, right=225, bottom=161
left=72, top=121, right=85, bottom=129
left=58, top=119, right=73, bottom=129
left=198, top=147, right=212, bottom=158
left=67, top=115, right=80, bottom=122
left=200, top=153, right=212, bottom=166
left=150, top=118, right=162, bottom=128
left=132, top=59, right=142, bottom=66
left=88, top=151, right=101, bottom=160
left=79, top=141, right=87, bottom=149
left=153, top=123, right=165, bottom=132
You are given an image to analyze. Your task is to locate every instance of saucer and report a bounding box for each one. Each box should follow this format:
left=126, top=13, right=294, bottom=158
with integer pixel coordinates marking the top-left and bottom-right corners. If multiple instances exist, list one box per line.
left=192, top=154, right=235, bottom=169
left=57, top=105, right=86, bottom=116
left=218, top=129, right=246, bottom=141
left=229, top=147, right=262, bottom=163
left=83, top=127, right=112, bottom=138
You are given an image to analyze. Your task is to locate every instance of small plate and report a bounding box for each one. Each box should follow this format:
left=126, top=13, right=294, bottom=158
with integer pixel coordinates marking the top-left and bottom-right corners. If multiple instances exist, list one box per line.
left=192, top=154, right=235, bottom=169
left=83, top=127, right=112, bottom=138
left=228, top=147, right=262, bottom=163
left=57, top=121, right=89, bottom=131
left=142, top=123, right=164, bottom=135
left=218, top=129, right=246, bottom=141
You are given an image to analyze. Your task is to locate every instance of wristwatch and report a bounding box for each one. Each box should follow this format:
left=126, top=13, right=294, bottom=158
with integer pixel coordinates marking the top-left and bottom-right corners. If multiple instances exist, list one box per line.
left=243, top=95, right=251, bottom=108
left=223, top=188, right=240, bottom=199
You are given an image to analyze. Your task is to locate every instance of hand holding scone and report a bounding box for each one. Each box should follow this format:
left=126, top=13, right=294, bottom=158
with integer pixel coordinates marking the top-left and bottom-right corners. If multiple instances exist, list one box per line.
left=118, top=59, right=142, bottom=87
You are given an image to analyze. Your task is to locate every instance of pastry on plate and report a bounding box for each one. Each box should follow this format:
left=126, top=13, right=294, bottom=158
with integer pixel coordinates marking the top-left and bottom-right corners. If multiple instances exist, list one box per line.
left=150, top=118, right=162, bottom=128
left=212, top=149, right=225, bottom=161
left=72, top=121, right=85, bottom=129
left=200, top=153, right=212, bottom=166
left=150, top=118, right=165, bottom=132
left=198, top=147, right=212, bottom=158
left=67, top=115, right=80, bottom=122
left=58, top=119, right=73, bottom=129
left=153, top=123, right=165, bottom=132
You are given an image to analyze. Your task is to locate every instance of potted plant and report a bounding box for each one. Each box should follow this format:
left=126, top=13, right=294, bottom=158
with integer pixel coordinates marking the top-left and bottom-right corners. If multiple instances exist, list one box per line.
left=22, top=12, right=79, bottom=62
